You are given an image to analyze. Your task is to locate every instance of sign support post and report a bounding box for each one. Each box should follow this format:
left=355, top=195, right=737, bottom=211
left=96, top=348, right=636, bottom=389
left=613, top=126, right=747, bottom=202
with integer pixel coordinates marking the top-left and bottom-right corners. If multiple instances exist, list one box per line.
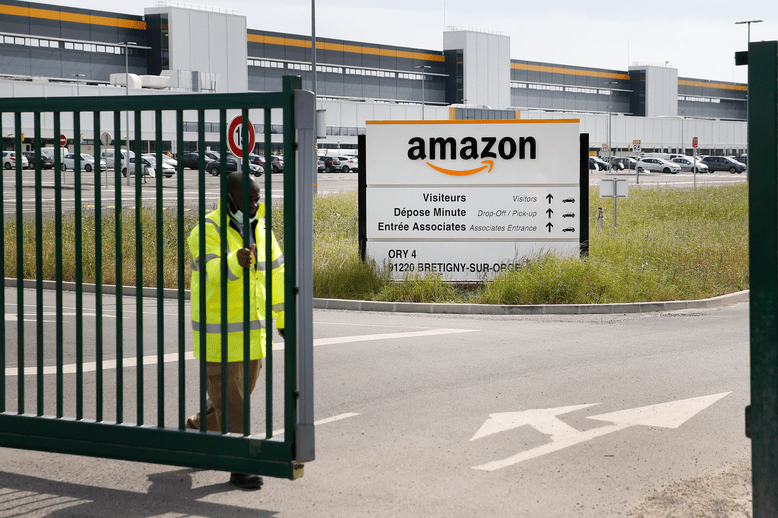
left=633, top=140, right=641, bottom=184
left=693, top=136, right=699, bottom=189
left=599, top=178, right=628, bottom=234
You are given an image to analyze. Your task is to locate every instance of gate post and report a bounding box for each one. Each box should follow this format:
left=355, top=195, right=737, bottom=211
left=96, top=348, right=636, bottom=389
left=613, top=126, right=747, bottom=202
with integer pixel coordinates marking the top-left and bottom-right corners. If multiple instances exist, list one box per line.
left=746, top=40, right=778, bottom=517
left=294, top=87, right=316, bottom=462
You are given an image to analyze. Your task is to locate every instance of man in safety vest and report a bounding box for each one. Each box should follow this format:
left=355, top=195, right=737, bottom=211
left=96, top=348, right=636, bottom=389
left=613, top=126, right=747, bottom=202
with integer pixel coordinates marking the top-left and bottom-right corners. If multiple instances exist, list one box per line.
left=185, top=171, right=285, bottom=490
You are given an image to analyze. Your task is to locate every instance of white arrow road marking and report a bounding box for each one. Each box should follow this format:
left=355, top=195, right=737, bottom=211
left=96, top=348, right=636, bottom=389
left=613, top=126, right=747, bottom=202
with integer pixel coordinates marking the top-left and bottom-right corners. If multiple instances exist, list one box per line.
left=471, top=392, right=731, bottom=471
left=4, top=328, right=477, bottom=377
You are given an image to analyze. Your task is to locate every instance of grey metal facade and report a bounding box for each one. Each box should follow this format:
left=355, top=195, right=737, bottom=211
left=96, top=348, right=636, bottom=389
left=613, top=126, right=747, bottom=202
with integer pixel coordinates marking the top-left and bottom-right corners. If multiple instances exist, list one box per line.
left=0, top=0, right=749, bottom=148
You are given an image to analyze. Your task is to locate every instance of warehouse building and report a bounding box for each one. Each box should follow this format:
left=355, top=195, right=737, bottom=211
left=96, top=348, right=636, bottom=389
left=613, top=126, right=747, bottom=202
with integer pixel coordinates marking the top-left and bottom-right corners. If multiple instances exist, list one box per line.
left=0, top=0, right=747, bottom=157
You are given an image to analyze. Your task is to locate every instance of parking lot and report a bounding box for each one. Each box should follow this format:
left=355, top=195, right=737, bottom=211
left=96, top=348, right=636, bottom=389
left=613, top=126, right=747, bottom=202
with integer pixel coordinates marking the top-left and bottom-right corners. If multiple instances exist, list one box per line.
left=0, top=164, right=745, bottom=218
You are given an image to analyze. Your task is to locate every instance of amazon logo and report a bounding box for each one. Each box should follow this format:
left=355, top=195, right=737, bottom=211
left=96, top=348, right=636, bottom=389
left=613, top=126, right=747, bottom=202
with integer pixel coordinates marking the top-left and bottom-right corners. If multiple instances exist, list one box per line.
left=407, top=136, right=536, bottom=176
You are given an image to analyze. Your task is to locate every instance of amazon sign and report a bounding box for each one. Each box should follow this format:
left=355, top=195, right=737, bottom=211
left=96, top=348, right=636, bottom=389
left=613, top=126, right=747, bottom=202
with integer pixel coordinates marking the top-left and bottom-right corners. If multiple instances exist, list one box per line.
left=363, top=119, right=584, bottom=281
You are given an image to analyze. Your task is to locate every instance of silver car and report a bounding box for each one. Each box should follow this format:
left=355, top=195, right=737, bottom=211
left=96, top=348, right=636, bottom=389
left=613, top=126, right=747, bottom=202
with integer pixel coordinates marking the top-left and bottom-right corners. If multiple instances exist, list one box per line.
left=670, top=156, right=709, bottom=173
left=636, top=157, right=681, bottom=174
left=63, top=153, right=106, bottom=172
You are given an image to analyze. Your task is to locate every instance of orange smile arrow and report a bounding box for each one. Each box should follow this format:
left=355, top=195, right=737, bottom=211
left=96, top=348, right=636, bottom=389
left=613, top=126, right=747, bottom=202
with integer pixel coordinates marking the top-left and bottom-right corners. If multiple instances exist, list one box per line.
left=426, top=160, right=494, bottom=176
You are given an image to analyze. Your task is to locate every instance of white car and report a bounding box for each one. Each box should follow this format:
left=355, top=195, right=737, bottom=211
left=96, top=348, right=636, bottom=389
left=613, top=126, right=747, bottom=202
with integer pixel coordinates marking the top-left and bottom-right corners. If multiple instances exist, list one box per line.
left=670, top=156, right=709, bottom=173
left=636, top=157, right=681, bottom=174
left=336, top=155, right=359, bottom=173
left=62, top=153, right=106, bottom=172
left=2, top=151, right=28, bottom=170
left=142, top=154, right=175, bottom=178
left=122, top=156, right=156, bottom=178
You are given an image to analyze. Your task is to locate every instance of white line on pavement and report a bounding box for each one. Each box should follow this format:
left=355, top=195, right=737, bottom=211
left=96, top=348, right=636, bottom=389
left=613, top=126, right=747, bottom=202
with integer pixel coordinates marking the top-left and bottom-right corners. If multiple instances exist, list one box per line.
left=4, top=328, right=478, bottom=377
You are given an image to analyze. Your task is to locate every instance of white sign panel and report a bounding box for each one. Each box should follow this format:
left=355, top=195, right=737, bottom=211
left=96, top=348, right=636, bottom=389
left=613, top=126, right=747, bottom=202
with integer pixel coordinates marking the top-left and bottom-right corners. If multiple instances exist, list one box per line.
left=599, top=178, right=629, bottom=198
left=365, top=120, right=581, bottom=281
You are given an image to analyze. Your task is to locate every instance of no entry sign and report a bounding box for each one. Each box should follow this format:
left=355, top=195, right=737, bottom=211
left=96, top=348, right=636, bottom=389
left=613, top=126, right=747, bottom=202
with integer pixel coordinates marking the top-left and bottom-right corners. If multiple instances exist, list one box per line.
left=227, top=115, right=255, bottom=158
left=60, top=134, right=67, bottom=146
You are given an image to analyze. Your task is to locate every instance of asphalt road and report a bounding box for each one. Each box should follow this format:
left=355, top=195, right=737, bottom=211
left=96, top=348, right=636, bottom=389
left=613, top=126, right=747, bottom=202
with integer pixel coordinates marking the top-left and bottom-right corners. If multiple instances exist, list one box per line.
left=0, top=289, right=750, bottom=517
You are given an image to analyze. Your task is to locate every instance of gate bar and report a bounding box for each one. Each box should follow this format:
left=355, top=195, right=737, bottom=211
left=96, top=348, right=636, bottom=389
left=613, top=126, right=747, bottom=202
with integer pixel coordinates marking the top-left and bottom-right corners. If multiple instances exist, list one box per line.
left=0, top=112, right=4, bottom=414
left=263, top=107, right=274, bottom=439
left=134, top=110, right=144, bottom=426
left=74, top=111, right=84, bottom=421
left=35, top=112, right=43, bottom=417
left=54, top=113, right=63, bottom=418
left=155, top=110, right=165, bottom=429
left=176, top=109, right=186, bottom=430
left=113, top=111, right=124, bottom=424
left=15, top=111, right=24, bottom=416
left=94, top=111, right=104, bottom=423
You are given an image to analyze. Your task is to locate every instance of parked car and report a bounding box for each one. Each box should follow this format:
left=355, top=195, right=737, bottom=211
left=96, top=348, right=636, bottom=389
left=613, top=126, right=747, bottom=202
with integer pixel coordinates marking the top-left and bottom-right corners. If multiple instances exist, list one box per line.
left=248, top=153, right=265, bottom=168
left=732, top=155, right=748, bottom=166
left=205, top=156, right=263, bottom=177
left=142, top=154, right=175, bottom=178
left=63, top=153, right=106, bottom=172
left=270, top=155, right=284, bottom=174
left=319, top=155, right=341, bottom=172
left=317, top=158, right=325, bottom=172
left=670, top=156, right=709, bottom=173
left=605, top=157, right=624, bottom=171
left=588, top=156, right=608, bottom=171
left=635, top=157, right=681, bottom=174
left=121, top=156, right=156, bottom=178
left=22, top=151, right=54, bottom=169
left=700, top=155, right=746, bottom=174
left=180, top=151, right=220, bottom=170
left=100, top=149, right=134, bottom=169
left=2, top=151, right=28, bottom=170
left=611, top=157, right=636, bottom=170
left=336, top=155, right=359, bottom=172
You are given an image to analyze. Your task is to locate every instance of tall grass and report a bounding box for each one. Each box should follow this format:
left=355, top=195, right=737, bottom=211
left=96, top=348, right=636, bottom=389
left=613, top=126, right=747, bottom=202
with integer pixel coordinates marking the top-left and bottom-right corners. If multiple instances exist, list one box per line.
left=4, top=183, right=748, bottom=305
left=4, top=201, right=284, bottom=291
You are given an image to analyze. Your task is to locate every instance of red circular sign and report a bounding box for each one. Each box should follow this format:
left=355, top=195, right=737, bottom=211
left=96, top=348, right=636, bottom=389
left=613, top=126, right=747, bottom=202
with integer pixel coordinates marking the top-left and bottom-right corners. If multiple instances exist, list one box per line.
left=60, top=134, right=67, bottom=146
left=227, top=116, right=255, bottom=158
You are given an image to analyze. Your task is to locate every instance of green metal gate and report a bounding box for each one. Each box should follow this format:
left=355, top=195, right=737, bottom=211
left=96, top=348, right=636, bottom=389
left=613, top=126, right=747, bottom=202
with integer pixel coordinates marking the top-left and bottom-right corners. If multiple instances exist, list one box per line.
left=0, top=76, right=315, bottom=480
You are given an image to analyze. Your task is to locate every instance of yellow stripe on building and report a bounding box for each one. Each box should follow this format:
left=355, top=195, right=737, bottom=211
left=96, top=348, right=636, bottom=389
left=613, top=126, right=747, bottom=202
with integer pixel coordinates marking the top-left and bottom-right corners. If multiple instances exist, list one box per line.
left=248, top=34, right=444, bottom=62
left=678, top=79, right=747, bottom=91
left=511, top=63, right=629, bottom=81
left=0, top=4, right=146, bottom=30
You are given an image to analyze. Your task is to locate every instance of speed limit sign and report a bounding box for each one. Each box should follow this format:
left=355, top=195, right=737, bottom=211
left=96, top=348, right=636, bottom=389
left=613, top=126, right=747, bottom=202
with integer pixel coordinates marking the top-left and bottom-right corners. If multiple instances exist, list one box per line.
left=227, top=115, right=255, bottom=158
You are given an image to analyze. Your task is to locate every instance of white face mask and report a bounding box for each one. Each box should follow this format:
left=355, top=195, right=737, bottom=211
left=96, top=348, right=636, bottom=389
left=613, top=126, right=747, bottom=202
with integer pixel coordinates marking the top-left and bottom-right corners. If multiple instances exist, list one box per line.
left=227, top=194, right=257, bottom=225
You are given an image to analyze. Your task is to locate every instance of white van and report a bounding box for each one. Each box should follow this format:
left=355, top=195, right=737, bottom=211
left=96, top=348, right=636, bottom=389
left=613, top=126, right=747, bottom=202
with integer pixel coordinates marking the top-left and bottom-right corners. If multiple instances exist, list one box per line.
left=41, top=147, right=68, bottom=162
left=101, top=149, right=134, bottom=168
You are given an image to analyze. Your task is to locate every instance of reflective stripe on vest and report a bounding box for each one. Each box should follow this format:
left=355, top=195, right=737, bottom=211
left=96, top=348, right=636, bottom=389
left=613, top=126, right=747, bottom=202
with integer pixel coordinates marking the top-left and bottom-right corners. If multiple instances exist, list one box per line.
left=191, top=319, right=266, bottom=334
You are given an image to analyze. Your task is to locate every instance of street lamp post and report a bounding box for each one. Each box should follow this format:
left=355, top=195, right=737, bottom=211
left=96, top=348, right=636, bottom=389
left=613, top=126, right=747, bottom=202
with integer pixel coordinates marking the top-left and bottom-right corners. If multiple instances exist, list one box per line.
left=604, top=81, right=619, bottom=173
left=735, top=19, right=762, bottom=180
left=415, top=65, right=431, bottom=120
left=72, top=73, right=84, bottom=96
left=118, top=41, right=136, bottom=185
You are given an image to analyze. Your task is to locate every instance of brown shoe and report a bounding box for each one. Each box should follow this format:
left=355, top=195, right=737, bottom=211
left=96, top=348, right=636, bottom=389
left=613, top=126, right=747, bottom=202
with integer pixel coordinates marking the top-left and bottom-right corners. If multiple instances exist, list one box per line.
left=230, top=473, right=263, bottom=490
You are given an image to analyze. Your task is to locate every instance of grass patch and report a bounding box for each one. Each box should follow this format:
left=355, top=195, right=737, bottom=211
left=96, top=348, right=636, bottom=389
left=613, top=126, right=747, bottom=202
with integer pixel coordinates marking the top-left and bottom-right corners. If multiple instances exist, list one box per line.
left=5, top=184, right=748, bottom=305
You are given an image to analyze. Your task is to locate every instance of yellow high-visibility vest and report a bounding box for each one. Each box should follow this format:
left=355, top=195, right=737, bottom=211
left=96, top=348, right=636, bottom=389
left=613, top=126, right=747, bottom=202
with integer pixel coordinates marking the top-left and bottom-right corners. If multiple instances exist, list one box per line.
left=188, top=200, right=285, bottom=362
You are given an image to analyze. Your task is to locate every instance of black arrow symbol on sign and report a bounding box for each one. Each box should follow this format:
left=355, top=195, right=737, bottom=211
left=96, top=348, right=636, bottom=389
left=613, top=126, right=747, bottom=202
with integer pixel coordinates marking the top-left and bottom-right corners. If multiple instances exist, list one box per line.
left=546, top=208, right=553, bottom=218
left=546, top=194, right=554, bottom=204
left=546, top=222, right=553, bottom=232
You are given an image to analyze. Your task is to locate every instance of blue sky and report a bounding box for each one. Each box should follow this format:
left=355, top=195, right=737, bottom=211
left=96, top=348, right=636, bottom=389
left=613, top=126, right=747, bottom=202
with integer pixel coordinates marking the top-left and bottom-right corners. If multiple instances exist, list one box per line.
left=58, top=0, right=776, bottom=83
